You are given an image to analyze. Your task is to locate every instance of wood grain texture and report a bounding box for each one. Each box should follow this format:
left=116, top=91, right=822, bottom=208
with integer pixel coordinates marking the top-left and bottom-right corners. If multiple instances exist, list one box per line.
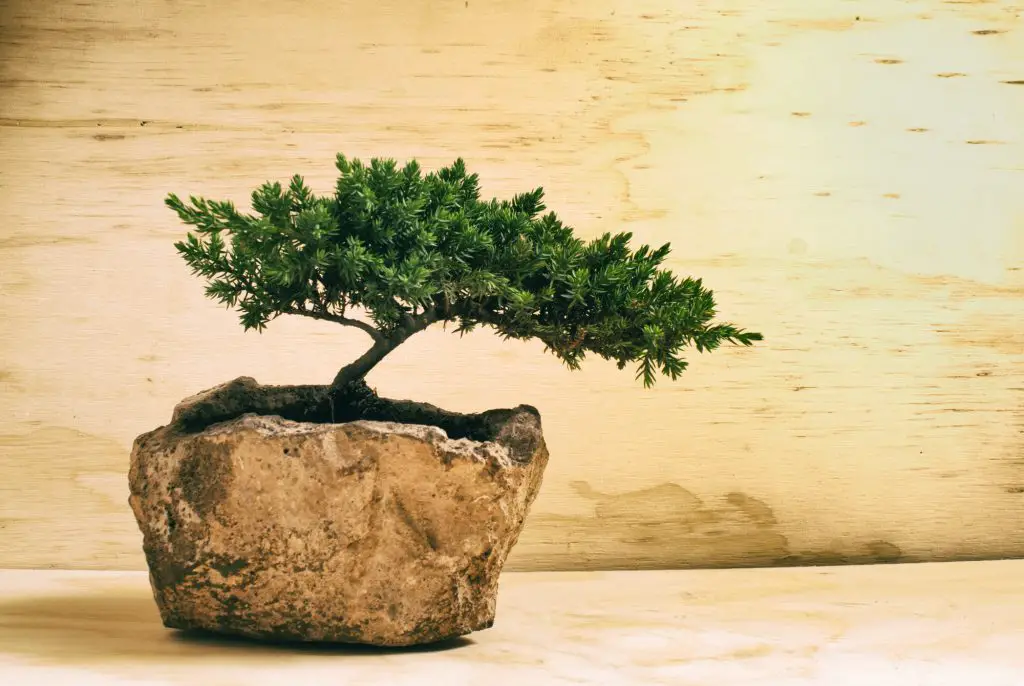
left=1, top=0, right=1022, bottom=571
left=2, top=562, right=1023, bottom=684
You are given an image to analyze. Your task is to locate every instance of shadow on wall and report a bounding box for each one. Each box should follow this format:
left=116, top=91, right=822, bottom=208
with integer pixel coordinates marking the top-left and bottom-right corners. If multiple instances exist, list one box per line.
left=0, top=586, right=471, bottom=667
left=515, top=481, right=905, bottom=571
left=1, top=426, right=935, bottom=573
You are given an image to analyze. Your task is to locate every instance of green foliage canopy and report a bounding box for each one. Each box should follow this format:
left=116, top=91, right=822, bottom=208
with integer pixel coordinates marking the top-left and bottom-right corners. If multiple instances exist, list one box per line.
left=168, top=154, right=761, bottom=388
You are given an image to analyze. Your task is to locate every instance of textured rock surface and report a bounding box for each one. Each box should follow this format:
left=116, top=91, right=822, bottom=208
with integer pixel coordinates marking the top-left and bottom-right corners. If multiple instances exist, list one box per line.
left=128, top=377, right=548, bottom=647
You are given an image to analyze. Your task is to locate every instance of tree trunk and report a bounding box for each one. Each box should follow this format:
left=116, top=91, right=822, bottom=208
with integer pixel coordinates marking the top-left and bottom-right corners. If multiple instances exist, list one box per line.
left=328, top=338, right=396, bottom=394
left=327, top=310, right=440, bottom=398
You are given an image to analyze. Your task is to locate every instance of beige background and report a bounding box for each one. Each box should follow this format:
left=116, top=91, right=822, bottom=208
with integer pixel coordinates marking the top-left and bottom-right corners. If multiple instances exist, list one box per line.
left=1, top=0, right=1022, bottom=571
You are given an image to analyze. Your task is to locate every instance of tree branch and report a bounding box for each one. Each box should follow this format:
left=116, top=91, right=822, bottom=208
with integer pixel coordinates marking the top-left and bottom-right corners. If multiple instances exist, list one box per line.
left=408, top=307, right=440, bottom=332
left=284, top=307, right=385, bottom=343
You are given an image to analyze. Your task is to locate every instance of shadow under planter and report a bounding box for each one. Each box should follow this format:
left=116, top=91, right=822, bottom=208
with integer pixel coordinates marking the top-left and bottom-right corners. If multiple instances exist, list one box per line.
left=127, top=377, right=548, bottom=647
left=0, top=587, right=473, bottom=668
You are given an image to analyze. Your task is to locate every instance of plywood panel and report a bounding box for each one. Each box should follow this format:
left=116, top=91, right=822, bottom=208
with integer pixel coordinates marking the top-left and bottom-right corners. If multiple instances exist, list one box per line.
left=1, top=0, right=1022, bottom=571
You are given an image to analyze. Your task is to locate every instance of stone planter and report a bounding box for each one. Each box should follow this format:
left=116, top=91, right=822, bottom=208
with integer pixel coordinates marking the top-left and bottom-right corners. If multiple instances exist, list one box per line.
left=128, top=377, right=548, bottom=647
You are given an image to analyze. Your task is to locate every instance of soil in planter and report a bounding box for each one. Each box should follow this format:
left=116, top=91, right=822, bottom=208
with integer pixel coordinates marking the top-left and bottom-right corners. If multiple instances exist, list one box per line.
left=173, top=378, right=533, bottom=446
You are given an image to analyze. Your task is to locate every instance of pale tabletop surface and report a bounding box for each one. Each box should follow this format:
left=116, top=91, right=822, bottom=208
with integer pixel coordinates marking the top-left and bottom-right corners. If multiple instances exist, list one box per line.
left=0, top=561, right=1021, bottom=685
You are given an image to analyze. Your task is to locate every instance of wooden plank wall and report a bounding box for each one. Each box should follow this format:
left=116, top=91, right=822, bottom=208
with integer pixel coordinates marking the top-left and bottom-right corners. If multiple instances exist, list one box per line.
left=1, top=0, right=1022, bottom=571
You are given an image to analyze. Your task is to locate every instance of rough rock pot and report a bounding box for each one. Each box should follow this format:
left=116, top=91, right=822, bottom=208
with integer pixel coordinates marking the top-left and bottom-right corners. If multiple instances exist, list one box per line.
left=128, top=377, right=548, bottom=647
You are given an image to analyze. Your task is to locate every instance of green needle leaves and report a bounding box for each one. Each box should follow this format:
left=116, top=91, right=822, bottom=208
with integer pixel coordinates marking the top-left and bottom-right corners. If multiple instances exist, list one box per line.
left=169, top=153, right=762, bottom=387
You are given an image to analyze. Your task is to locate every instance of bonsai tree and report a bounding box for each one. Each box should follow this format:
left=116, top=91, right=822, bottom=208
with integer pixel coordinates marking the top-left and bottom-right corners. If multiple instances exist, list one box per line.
left=167, top=154, right=762, bottom=418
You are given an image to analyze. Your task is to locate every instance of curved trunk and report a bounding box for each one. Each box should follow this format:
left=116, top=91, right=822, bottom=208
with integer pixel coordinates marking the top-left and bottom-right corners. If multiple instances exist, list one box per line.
left=329, top=338, right=396, bottom=393
left=327, top=310, right=440, bottom=399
